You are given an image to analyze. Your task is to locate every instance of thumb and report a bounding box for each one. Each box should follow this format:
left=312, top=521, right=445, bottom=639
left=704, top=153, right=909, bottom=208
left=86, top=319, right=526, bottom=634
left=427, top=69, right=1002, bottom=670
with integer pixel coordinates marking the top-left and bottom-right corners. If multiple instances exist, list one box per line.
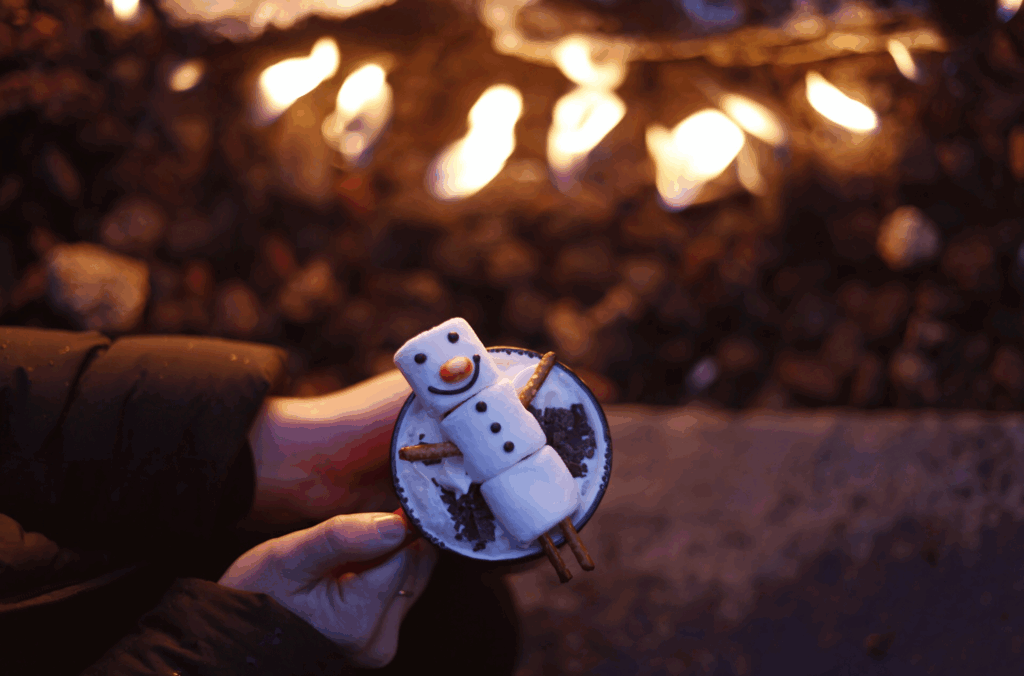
left=277, top=513, right=408, bottom=580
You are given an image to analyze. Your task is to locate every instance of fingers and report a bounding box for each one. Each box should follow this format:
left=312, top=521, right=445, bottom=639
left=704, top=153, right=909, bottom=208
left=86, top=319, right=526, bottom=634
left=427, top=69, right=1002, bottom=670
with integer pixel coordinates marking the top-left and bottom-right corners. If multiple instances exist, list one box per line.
left=349, top=541, right=439, bottom=669
left=327, top=545, right=414, bottom=650
left=276, top=512, right=408, bottom=580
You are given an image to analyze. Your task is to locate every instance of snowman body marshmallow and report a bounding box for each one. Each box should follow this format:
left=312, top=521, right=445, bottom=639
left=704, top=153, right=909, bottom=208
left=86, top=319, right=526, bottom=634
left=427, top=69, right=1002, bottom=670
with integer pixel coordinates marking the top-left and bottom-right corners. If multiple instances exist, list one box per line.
left=393, top=318, right=580, bottom=545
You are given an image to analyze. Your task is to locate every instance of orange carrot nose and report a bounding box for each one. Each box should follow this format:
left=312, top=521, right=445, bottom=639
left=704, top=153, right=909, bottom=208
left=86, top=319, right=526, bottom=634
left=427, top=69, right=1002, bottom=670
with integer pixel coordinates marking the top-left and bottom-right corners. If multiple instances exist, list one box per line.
left=439, top=356, right=473, bottom=382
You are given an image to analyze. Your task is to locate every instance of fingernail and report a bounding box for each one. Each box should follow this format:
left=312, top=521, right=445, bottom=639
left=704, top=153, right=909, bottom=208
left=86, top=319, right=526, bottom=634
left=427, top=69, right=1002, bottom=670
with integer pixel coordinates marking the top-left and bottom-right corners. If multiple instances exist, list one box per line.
left=373, top=515, right=406, bottom=543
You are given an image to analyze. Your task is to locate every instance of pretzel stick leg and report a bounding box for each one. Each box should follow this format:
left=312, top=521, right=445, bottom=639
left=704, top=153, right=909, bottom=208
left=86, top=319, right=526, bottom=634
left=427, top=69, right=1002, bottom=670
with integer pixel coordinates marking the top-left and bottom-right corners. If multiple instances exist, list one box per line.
left=399, top=441, right=463, bottom=462
left=539, top=534, right=572, bottom=583
left=558, top=518, right=595, bottom=571
left=518, top=351, right=557, bottom=407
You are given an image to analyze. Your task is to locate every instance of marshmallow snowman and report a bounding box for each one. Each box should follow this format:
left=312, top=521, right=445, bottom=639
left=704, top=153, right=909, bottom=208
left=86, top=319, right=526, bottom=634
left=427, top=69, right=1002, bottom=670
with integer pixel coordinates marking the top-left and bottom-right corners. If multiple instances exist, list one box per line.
left=394, top=317, right=580, bottom=547
left=393, top=317, right=504, bottom=419
left=481, top=445, right=579, bottom=545
left=440, top=379, right=547, bottom=484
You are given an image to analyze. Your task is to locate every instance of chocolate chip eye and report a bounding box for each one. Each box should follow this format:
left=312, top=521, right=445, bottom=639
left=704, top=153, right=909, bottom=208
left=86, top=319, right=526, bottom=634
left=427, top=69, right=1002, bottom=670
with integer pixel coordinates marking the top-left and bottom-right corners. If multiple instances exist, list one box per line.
left=476, top=401, right=487, bottom=412
left=414, top=353, right=427, bottom=364
left=503, top=441, right=514, bottom=453
left=490, top=422, right=501, bottom=433
left=448, top=332, right=459, bottom=343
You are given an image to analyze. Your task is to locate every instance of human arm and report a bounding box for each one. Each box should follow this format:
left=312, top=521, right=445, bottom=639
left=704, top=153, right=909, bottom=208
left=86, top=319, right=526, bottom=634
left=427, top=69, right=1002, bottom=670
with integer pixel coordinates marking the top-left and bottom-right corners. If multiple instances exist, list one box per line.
left=78, top=512, right=436, bottom=675
left=245, top=368, right=413, bottom=529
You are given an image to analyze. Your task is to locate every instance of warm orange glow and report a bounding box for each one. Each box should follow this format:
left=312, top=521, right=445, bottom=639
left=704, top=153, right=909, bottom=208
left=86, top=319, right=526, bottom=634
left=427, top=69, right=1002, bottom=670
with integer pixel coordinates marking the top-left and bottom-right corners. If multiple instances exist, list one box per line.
left=646, top=109, right=745, bottom=210
left=107, top=0, right=140, bottom=22
left=322, top=63, right=393, bottom=165
left=551, top=35, right=627, bottom=90
left=887, top=39, right=920, bottom=82
left=719, top=94, right=786, bottom=147
left=825, top=33, right=871, bottom=52
left=999, top=0, right=1022, bottom=22
left=805, top=71, right=878, bottom=133
left=736, top=142, right=766, bottom=196
left=428, top=85, right=524, bottom=201
left=159, top=0, right=397, bottom=37
left=254, top=38, right=340, bottom=125
left=168, top=60, right=205, bottom=92
left=548, top=88, right=626, bottom=181
left=547, top=35, right=628, bottom=191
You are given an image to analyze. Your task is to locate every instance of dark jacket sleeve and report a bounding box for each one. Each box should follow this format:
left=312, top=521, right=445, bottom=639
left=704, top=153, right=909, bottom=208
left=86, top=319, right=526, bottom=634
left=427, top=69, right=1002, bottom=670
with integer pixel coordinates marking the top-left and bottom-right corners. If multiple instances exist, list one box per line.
left=0, top=326, right=288, bottom=552
left=81, top=579, right=350, bottom=676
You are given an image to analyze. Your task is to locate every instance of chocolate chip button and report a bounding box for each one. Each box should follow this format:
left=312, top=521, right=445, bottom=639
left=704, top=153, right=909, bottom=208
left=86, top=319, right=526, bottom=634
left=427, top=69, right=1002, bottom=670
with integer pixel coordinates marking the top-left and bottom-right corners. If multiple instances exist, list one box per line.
left=503, top=441, right=514, bottom=453
left=448, top=332, right=459, bottom=343
left=476, top=401, right=487, bottom=412
left=490, top=422, right=501, bottom=433
left=414, top=353, right=426, bottom=364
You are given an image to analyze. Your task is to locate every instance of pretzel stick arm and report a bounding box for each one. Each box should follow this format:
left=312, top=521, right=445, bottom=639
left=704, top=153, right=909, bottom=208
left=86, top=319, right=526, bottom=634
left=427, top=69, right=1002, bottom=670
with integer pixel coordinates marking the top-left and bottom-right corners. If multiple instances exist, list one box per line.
left=518, top=351, right=557, bottom=407
left=539, top=534, right=572, bottom=583
left=399, top=441, right=462, bottom=462
left=558, top=518, right=595, bottom=571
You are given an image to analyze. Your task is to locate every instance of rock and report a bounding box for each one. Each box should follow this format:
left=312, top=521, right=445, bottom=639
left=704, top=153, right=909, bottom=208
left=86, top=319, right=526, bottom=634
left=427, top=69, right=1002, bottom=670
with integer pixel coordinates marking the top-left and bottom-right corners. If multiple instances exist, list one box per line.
left=782, top=292, right=835, bottom=343
left=40, top=145, right=80, bottom=202
left=828, top=209, right=879, bottom=262
left=836, top=279, right=872, bottom=320
left=399, top=269, right=447, bottom=309
left=212, top=280, right=263, bottom=339
left=941, top=232, right=996, bottom=292
left=889, top=350, right=938, bottom=401
left=28, top=225, right=59, bottom=258
left=775, top=352, right=839, bottom=402
left=0, top=175, right=21, bottom=209
left=820, top=319, right=863, bottom=377
left=990, top=346, right=1024, bottom=394
left=46, top=243, right=149, bottom=332
left=659, top=337, right=693, bottom=364
left=849, top=353, right=884, bottom=406
left=182, top=259, right=215, bottom=299
left=329, top=297, right=377, bottom=338
left=619, top=255, right=667, bottom=298
left=1010, top=126, right=1024, bottom=182
left=656, top=283, right=702, bottom=327
left=686, top=357, right=719, bottom=396
left=572, top=368, right=618, bottom=404
left=99, top=194, right=167, bottom=255
left=486, top=239, right=540, bottom=288
left=586, top=283, right=642, bottom=329
left=903, top=314, right=952, bottom=352
left=749, top=378, right=791, bottom=409
left=8, top=263, right=47, bottom=312
left=148, top=261, right=181, bottom=303
left=503, top=286, right=548, bottom=335
left=277, top=258, right=342, bottom=324
left=864, top=282, right=910, bottom=341
left=147, top=299, right=186, bottom=333
left=552, top=239, right=615, bottom=290
left=544, top=298, right=596, bottom=363
left=716, top=336, right=761, bottom=374
left=934, top=138, right=975, bottom=179
left=876, top=206, right=941, bottom=271
left=913, top=279, right=961, bottom=318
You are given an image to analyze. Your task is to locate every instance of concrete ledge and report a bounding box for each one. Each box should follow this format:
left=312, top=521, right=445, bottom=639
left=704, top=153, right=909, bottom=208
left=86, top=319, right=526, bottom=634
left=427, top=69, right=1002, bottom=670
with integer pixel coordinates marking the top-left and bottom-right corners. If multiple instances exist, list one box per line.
left=507, top=405, right=1024, bottom=675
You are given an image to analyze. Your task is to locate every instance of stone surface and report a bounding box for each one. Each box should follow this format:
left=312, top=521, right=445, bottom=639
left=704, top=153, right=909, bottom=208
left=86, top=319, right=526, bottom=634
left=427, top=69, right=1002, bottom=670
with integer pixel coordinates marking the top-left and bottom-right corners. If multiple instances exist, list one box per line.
left=505, top=405, right=1024, bottom=675
left=45, top=243, right=149, bottom=332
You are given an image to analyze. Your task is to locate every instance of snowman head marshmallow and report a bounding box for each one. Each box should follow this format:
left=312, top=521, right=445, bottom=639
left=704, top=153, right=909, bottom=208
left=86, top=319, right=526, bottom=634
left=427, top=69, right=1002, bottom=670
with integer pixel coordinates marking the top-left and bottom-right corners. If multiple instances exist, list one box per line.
left=393, top=317, right=503, bottom=419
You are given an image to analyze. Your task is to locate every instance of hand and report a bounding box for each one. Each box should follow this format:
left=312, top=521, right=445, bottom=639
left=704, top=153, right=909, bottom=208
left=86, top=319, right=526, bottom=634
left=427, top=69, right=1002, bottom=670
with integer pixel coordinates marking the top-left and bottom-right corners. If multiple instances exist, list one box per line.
left=246, top=369, right=412, bottom=528
left=219, top=512, right=437, bottom=668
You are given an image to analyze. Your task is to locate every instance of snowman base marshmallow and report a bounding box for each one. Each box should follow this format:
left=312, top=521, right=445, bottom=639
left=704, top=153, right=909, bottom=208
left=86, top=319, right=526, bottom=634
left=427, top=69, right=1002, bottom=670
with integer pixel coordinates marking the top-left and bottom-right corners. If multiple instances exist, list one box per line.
left=480, top=445, right=580, bottom=546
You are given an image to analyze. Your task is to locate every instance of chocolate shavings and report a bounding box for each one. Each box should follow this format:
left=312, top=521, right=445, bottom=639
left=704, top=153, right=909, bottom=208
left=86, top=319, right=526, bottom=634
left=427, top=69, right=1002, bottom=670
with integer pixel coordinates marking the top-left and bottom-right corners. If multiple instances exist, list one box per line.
left=432, top=478, right=496, bottom=552
left=527, top=402, right=596, bottom=478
